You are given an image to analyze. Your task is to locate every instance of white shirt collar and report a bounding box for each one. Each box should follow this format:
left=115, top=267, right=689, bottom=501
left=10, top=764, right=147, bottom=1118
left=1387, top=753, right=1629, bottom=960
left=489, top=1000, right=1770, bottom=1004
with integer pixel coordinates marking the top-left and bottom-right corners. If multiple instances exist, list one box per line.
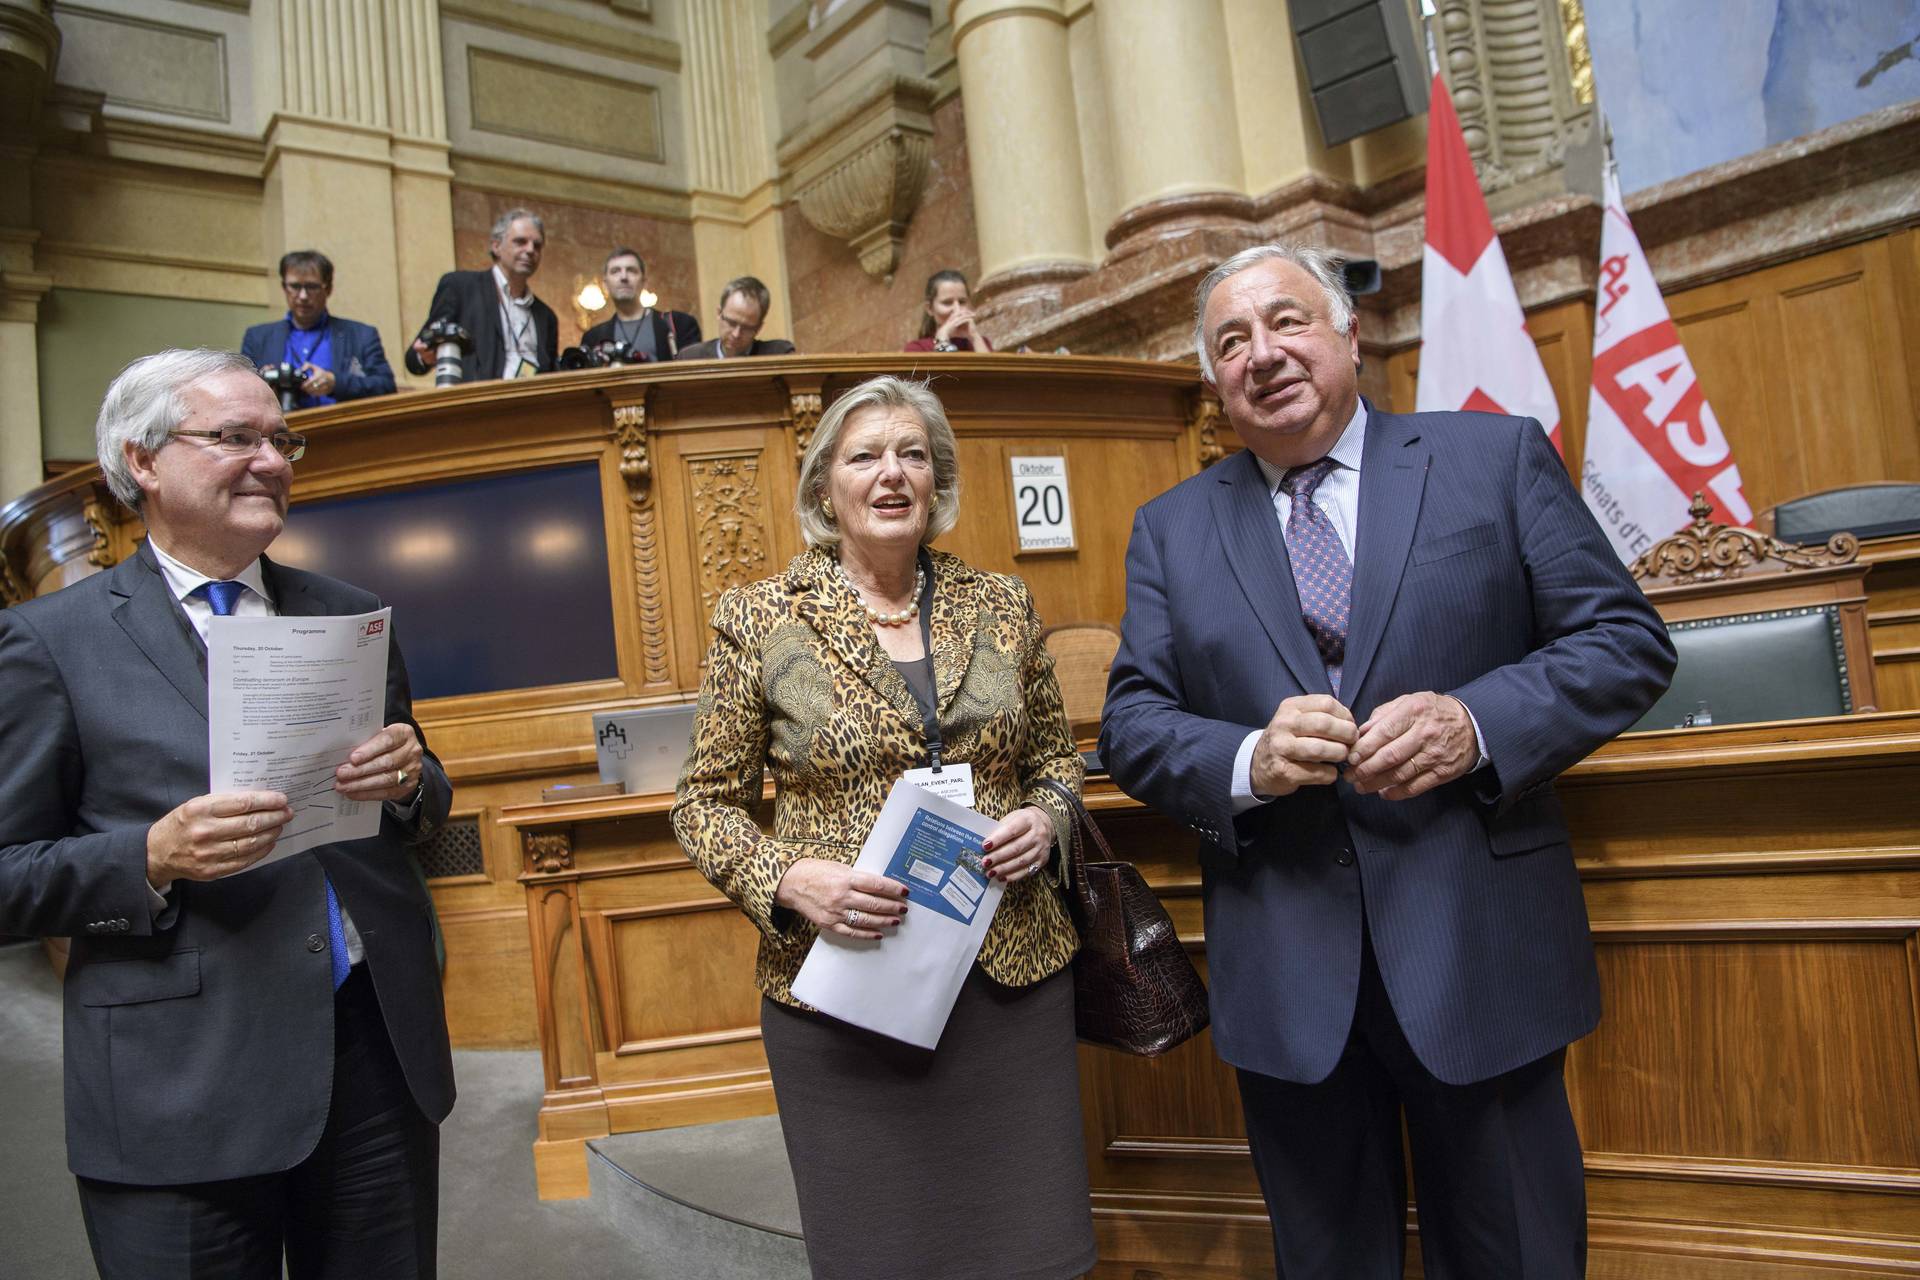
left=492, top=263, right=533, bottom=308
left=1254, top=397, right=1368, bottom=493
left=147, top=536, right=271, bottom=608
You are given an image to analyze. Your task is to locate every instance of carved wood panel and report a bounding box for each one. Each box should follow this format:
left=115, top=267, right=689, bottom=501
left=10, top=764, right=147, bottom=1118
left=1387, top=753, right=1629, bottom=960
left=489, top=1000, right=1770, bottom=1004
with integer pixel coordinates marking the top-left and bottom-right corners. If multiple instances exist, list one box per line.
left=686, top=450, right=772, bottom=616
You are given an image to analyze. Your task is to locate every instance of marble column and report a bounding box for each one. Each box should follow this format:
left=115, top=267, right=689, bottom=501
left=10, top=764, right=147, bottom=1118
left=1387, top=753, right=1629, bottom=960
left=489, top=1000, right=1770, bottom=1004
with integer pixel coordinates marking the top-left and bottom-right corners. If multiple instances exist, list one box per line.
left=0, top=1, right=60, bottom=503
left=682, top=0, right=790, bottom=338
left=258, top=0, right=453, bottom=381
left=949, top=0, right=1094, bottom=303
left=1092, top=0, right=1252, bottom=257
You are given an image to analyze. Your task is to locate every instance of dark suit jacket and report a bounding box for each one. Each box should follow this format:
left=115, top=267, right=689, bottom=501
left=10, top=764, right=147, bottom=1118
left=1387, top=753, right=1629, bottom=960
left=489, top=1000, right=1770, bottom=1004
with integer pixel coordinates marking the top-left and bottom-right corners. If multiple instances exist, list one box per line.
left=674, top=337, right=796, bottom=360
left=0, top=542, right=457, bottom=1184
left=405, top=268, right=558, bottom=382
left=240, top=315, right=397, bottom=401
left=582, top=309, right=702, bottom=360
left=1100, top=406, right=1674, bottom=1088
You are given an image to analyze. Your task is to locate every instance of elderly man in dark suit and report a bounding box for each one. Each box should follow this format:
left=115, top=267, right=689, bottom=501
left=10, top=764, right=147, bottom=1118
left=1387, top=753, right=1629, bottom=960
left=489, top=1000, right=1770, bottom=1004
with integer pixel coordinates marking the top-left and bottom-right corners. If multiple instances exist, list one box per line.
left=405, top=208, right=557, bottom=382
left=674, top=275, right=796, bottom=361
left=0, top=348, right=455, bottom=1278
left=1101, top=244, right=1674, bottom=1278
left=240, top=250, right=396, bottom=404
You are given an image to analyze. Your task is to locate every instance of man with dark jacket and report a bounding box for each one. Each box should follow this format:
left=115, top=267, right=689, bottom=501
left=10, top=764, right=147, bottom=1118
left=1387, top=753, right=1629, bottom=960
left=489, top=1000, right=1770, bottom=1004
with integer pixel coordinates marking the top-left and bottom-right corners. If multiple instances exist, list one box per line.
left=0, top=348, right=455, bottom=1277
left=581, top=246, right=700, bottom=360
left=405, top=208, right=557, bottom=382
left=675, top=275, right=796, bottom=360
left=241, top=250, right=395, bottom=404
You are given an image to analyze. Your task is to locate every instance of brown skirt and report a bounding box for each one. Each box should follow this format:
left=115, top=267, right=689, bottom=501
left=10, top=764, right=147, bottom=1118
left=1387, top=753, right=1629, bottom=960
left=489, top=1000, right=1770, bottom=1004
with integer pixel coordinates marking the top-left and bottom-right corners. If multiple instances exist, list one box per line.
left=761, top=966, right=1096, bottom=1280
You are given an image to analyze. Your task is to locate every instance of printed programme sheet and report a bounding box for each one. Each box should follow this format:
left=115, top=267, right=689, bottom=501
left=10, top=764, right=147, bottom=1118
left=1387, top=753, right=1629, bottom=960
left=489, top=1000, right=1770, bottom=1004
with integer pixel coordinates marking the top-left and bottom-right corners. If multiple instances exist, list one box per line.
left=207, top=608, right=391, bottom=866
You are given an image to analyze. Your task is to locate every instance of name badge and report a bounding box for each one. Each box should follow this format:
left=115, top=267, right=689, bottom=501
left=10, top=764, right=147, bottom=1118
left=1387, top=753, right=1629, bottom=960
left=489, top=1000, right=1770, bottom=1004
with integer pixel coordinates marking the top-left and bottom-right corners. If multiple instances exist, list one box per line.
left=903, top=761, right=975, bottom=809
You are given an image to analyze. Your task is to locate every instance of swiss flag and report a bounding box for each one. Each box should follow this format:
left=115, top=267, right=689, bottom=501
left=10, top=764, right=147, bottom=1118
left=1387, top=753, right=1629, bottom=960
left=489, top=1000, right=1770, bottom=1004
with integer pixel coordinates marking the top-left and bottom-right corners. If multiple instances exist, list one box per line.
left=1415, top=74, right=1561, bottom=451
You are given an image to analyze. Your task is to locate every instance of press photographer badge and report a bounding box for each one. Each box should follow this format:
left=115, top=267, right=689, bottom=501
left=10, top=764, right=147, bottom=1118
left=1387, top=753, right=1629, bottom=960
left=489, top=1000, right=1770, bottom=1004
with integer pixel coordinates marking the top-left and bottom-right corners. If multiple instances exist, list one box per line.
left=903, top=762, right=974, bottom=808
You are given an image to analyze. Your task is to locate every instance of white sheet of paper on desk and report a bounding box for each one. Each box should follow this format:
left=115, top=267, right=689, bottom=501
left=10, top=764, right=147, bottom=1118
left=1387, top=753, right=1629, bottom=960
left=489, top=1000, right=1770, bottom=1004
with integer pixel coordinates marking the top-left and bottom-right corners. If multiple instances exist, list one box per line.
left=790, top=777, right=1004, bottom=1049
left=207, top=608, right=391, bottom=867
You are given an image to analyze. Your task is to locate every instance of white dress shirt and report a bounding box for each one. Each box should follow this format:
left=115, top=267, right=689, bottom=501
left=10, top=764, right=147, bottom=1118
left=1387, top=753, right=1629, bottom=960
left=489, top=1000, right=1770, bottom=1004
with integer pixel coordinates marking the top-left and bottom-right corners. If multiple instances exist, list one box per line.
left=146, top=538, right=366, bottom=963
left=1228, top=402, right=1489, bottom=811
left=492, top=264, right=541, bottom=378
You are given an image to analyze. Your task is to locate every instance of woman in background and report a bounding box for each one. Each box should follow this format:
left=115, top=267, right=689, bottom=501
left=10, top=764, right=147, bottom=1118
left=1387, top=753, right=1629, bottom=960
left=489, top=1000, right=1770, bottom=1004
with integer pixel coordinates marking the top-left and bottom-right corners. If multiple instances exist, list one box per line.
left=903, top=269, right=994, bottom=352
left=671, top=375, right=1093, bottom=1280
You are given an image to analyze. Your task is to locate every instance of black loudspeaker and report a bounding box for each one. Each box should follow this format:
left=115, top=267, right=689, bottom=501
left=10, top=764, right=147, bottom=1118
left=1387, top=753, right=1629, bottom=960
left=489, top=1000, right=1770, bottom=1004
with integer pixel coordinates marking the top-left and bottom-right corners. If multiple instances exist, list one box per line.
left=1291, top=0, right=1431, bottom=147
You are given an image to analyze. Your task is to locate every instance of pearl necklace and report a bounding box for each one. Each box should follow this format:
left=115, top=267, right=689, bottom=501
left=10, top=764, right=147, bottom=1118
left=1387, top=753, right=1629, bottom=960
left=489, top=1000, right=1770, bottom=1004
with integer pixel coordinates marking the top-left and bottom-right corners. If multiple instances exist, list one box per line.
left=839, top=560, right=925, bottom=627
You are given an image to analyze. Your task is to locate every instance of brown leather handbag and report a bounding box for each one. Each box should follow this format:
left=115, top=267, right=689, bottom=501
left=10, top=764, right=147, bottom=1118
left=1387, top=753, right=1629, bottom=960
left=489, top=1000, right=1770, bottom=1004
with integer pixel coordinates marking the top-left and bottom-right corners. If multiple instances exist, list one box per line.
left=1037, top=780, right=1210, bottom=1056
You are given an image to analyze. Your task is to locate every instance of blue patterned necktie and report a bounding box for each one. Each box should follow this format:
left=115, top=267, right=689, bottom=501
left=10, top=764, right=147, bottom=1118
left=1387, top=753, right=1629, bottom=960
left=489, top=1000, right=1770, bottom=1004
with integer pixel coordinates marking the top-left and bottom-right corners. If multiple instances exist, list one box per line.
left=1279, top=459, right=1353, bottom=694
left=197, top=579, right=350, bottom=991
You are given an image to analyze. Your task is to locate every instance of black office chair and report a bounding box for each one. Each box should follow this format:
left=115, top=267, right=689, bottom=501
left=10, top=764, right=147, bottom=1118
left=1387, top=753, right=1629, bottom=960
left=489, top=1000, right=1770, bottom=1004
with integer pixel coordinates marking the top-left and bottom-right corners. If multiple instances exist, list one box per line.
left=1631, top=604, right=1854, bottom=732
left=1770, top=483, right=1920, bottom=545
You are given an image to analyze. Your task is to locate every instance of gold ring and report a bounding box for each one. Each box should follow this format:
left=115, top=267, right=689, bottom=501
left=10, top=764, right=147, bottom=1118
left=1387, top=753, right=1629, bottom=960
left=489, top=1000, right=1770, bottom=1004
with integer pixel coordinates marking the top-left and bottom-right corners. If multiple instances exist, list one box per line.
left=396, top=768, right=407, bottom=788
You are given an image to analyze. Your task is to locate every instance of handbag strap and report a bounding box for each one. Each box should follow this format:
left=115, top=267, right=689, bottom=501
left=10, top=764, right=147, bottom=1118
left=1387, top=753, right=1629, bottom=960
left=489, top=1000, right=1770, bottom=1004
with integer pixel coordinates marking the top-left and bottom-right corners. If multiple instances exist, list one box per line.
left=1036, top=778, right=1125, bottom=888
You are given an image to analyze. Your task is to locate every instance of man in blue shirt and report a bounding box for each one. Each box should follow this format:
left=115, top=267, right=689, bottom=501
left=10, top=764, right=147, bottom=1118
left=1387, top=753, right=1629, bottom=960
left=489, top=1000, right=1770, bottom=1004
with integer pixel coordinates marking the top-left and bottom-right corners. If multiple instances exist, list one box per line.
left=241, top=250, right=397, bottom=405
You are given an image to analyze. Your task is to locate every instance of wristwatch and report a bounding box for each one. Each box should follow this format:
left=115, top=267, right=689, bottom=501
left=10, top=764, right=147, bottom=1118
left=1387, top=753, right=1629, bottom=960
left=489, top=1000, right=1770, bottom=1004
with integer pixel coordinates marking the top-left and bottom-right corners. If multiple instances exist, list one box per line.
left=932, top=340, right=958, bottom=352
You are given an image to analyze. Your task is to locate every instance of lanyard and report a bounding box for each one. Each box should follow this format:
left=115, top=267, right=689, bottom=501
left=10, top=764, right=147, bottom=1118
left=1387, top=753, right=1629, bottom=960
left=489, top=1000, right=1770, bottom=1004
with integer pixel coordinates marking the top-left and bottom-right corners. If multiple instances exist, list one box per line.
left=497, top=282, right=534, bottom=357
left=910, top=551, right=942, bottom=771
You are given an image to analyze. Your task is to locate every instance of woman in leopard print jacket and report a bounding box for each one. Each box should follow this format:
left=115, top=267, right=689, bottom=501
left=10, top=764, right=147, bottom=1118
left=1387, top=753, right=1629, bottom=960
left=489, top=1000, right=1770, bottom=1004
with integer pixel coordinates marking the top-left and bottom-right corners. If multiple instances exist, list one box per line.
left=672, top=374, right=1096, bottom=1279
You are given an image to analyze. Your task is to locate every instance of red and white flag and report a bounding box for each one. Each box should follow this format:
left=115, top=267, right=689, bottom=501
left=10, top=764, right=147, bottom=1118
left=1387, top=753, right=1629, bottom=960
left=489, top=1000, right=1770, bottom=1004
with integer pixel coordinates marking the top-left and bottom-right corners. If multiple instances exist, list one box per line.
left=1581, top=165, right=1750, bottom=564
left=1416, top=73, right=1561, bottom=450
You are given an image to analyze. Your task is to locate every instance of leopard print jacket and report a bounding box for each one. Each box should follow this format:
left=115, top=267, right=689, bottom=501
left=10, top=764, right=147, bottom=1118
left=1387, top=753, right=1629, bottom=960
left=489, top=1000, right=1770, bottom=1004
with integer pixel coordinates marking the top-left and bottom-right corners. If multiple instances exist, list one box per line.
left=671, top=546, right=1084, bottom=1007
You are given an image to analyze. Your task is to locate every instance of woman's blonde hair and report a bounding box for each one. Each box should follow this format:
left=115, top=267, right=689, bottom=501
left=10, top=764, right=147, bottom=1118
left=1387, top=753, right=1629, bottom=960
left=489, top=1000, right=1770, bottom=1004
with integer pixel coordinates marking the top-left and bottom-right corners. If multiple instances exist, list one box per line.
left=794, top=375, right=961, bottom=549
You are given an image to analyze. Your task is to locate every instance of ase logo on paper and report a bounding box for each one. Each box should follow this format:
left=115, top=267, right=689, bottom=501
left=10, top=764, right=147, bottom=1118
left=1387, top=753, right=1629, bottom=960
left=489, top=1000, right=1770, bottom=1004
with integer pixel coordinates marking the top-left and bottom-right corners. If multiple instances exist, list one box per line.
left=361, top=618, right=386, bottom=638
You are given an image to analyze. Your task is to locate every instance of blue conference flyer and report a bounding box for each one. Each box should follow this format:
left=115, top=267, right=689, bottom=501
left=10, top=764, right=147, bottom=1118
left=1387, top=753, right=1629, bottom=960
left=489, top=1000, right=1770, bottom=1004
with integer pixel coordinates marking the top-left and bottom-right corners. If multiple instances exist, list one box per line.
left=791, top=777, right=1004, bottom=1048
left=886, top=808, right=991, bottom=925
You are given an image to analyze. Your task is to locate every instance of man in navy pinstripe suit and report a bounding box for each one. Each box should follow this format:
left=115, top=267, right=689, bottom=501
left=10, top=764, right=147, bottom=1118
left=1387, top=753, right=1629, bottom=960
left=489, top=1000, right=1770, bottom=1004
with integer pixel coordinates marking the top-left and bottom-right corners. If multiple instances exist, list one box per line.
left=1101, top=244, right=1674, bottom=1278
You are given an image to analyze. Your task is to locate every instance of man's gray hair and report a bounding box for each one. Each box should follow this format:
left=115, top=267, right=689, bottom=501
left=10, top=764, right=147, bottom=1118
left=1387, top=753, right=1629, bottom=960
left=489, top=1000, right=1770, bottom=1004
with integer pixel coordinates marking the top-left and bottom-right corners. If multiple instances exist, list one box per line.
left=794, top=375, right=961, bottom=550
left=96, top=348, right=260, bottom=512
left=489, top=207, right=546, bottom=247
left=1192, top=243, right=1355, bottom=382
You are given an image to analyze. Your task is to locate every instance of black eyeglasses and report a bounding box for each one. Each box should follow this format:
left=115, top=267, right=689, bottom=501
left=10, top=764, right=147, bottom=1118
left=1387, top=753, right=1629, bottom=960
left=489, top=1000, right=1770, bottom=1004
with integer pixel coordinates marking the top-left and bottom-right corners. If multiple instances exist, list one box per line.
left=169, top=428, right=307, bottom=462
left=282, top=281, right=328, bottom=295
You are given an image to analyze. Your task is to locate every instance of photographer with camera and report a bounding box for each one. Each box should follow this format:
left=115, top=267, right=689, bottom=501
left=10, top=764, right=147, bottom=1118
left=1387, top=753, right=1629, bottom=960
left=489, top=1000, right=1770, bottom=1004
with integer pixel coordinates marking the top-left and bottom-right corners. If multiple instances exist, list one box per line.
left=240, top=251, right=396, bottom=406
left=405, top=208, right=557, bottom=384
left=580, top=248, right=700, bottom=361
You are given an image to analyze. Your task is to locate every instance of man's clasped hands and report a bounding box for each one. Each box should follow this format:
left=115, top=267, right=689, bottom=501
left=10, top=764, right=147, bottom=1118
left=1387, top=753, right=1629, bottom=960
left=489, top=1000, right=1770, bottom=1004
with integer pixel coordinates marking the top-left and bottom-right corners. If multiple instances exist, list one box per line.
left=1250, top=691, right=1481, bottom=802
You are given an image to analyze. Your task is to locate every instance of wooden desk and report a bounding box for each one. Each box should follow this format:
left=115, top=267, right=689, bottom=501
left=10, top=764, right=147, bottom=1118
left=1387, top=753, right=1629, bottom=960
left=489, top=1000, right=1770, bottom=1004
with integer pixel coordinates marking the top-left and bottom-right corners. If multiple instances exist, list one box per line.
left=500, top=713, right=1920, bottom=1279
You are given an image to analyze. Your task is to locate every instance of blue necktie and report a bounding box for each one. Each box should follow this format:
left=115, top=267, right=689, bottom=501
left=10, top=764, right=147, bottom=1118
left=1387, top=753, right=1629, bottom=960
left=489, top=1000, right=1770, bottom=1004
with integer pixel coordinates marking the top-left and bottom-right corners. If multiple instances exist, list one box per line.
left=198, top=580, right=350, bottom=990
left=1280, top=460, right=1352, bottom=694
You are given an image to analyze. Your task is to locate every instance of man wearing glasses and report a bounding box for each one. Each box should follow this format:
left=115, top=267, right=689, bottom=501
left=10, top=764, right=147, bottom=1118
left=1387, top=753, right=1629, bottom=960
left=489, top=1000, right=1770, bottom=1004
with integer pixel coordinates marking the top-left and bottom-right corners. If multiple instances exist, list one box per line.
left=241, top=250, right=397, bottom=405
left=0, top=348, right=454, bottom=1278
left=673, top=276, right=797, bottom=361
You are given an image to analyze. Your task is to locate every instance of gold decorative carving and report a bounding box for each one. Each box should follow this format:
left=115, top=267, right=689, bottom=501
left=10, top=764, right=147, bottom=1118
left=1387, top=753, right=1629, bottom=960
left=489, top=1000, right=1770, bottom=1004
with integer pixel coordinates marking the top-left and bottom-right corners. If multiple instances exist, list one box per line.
left=613, top=401, right=650, bottom=498
left=777, top=73, right=936, bottom=278
left=611, top=399, right=670, bottom=684
left=81, top=498, right=119, bottom=568
left=688, top=454, right=769, bottom=614
left=789, top=391, right=823, bottom=468
left=1558, top=0, right=1595, bottom=106
left=525, top=831, right=574, bottom=875
left=1190, top=393, right=1225, bottom=468
left=1630, top=493, right=1860, bottom=586
left=1435, top=0, right=1594, bottom=193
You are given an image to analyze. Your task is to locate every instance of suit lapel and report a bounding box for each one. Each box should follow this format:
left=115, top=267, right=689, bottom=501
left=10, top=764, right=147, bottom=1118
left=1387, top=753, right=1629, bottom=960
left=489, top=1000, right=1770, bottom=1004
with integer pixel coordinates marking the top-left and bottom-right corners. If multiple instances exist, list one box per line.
left=926, top=552, right=977, bottom=714
left=788, top=552, right=923, bottom=726
left=1208, top=449, right=1331, bottom=696
left=110, top=544, right=210, bottom=721
left=272, top=319, right=293, bottom=365
left=261, top=556, right=324, bottom=619
left=1341, top=407, right=1430, bottom=707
